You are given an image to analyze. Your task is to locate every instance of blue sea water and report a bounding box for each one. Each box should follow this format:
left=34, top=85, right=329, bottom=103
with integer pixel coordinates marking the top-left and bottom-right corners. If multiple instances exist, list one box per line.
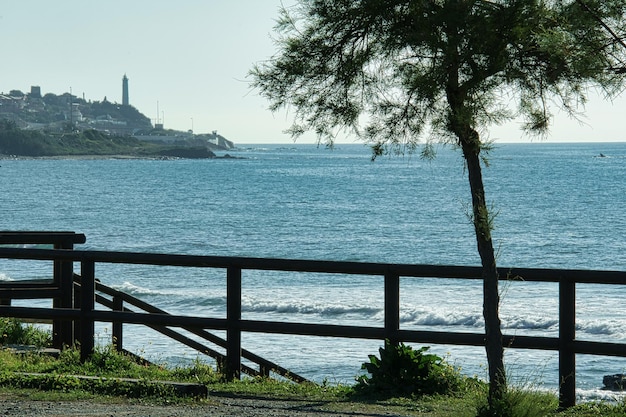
left=1, top=142, right=626, bottom=400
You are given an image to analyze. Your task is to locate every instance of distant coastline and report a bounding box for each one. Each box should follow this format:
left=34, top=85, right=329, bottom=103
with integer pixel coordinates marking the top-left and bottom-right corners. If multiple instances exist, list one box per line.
left=1, top=85, right=235, bottom=159
left=0, top=153, right=242, bottom=161
left=0, top=121, right=235, bottom=159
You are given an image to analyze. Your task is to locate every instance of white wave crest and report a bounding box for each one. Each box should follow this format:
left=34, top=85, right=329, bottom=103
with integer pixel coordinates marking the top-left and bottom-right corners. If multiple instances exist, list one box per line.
left=578, top=320, right=625, bottom=336
left=111, top=282, right=171, bottom=296
left=576, top=388, right=626, bottom=403
left=401, top=310, right=564, bottom=332
left=502, top=316, right=559, bottom=331
left=0, top=273, right=14, bottom=281
left=401, top=309, right=484, bottom=327
left=170, top=296, right=226, bottom=308
left=241, top=297, right=380, bottom=317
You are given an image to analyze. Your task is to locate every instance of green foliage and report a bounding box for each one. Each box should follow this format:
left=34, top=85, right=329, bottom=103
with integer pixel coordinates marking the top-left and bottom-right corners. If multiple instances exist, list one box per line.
left=472, top=370, right=560, bottom=417
left=0, top=346, right=221, bottom=401
left=0, top=371, right=180, bottom=400
left=251, top=0, right=626, bottom=148
left=212, top=376, right=353, bottom=401
left=169, top=357, right=221, bottom=384
left=558, top=400, right=626, bottom=417
left=2, top=343, right=626, bottom=415
left=85, top=344, right=135, bottom=375
left=475, top=386, right=577, bottom=417
left=355, top=340, right=463, bottom=398
left=0, top=121, right=212, bottom=158
left=0, top=317, right=51, bottom=347
left=252, top=1, right=626, bottom=408
left=82, top=100, right=152, bottom=128
left=51, top=345, right=221, bottom=384
left=18, top=93, right=152, bottom=128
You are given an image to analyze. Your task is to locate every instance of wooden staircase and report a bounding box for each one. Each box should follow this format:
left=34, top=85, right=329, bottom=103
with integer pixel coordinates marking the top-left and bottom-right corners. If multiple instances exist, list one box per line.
left=73, top=274, right=309, bottom=384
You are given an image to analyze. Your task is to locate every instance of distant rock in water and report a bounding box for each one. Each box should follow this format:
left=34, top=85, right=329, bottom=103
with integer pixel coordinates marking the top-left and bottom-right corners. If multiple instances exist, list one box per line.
left=219, top=153, right=244, bottom=159
left=603, top=374, right=626, bottom=391
left=157, top=147, right=216, bottom=159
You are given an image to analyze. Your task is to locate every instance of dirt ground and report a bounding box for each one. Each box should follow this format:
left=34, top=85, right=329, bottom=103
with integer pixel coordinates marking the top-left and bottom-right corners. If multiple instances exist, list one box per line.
left=0, top=392, right=411, bottom=417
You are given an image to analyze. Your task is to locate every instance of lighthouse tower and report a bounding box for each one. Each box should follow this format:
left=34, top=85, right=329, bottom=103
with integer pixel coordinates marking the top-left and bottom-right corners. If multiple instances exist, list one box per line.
left=122, top=74, right=129, bottom=106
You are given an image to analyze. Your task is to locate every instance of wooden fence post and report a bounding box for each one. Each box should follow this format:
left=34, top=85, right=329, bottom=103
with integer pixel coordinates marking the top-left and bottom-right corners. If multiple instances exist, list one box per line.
left=226, top=266, right=242, bottom=380
left=559, top=277, right=576, bottom=409
left=53, top=239, right=75, bottom=349
left=385, top=272, right=400, bottom=345
left=73, top=281, right=81, bottom=347
left=259, top=363, right=270, bottom=378
left=112, top=295, right=123, bottom=351
left=80, top=260, right=95, bottom=362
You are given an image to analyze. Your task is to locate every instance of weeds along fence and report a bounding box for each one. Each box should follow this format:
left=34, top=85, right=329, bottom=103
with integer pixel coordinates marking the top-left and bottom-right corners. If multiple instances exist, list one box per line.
left=1, top=232, right=626, bottom=408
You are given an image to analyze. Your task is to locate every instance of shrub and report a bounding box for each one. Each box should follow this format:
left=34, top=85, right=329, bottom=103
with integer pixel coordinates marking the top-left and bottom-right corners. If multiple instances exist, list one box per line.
left=0, top=318, right=51, bottom=348
left=355, top=339, right=463, bottom=397
left=475, top=387, right=559, bottom=417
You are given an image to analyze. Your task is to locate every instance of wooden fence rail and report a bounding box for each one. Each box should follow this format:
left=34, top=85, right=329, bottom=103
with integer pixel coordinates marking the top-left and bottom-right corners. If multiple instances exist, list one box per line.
left=74, top=274, right=309, bottom=382
left=0, top=231, right=85, bottom=348
left=1, top=242, right=626, bottom=408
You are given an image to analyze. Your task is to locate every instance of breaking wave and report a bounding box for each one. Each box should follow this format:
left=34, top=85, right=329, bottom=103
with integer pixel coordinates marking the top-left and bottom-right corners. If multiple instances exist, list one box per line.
left=401, top=310, right=483, bottom=327
left=241, top=298, right=380, bottom=317
left=105, top=283, right=625, bottom=339
left=503, top=316, right=559, bottom=331
left=109, top=282, right=225, bottom=308
left=578, top=320, right=625, bottom=336
left=111, top=282, right=169, bottom=296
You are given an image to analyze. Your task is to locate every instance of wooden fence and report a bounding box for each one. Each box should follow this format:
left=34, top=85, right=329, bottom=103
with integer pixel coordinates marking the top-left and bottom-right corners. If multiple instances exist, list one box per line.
left=1, top=231, right=626, bottom=408
left=0, top=231, right=85, bottom=348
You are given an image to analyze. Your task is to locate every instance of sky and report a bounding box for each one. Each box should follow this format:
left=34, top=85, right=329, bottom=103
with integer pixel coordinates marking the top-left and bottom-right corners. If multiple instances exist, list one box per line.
left=1, top=0, right=625, bottom=144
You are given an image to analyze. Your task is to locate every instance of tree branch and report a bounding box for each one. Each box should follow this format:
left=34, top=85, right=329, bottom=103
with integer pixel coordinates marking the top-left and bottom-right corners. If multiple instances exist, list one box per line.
left=576, top=0, right=626, bottom=73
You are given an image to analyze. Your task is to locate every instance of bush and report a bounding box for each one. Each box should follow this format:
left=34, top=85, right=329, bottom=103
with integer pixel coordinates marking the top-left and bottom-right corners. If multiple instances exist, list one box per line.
left=475, top=387, right=559, bottom=417
left=355, top=339, right=464, bottom=397
left=0, top=318, right=51, bottom=348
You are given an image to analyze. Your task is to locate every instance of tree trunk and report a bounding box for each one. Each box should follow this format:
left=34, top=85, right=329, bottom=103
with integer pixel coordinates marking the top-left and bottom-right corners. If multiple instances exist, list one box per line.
left=460, top=134, right=506, bottom=405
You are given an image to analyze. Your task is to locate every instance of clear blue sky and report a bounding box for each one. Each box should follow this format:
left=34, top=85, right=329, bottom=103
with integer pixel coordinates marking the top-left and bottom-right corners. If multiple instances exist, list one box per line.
left=1, top=1, right=624, bottom=144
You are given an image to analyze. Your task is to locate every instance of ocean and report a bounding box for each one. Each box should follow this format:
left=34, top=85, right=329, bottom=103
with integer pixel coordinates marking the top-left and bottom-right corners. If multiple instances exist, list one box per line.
left=1, top=142, right=626, bottom=401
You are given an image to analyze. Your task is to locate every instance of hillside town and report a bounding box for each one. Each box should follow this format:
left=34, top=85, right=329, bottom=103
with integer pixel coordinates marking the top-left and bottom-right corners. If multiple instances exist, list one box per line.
left=0, top=76, right=234, bottom=151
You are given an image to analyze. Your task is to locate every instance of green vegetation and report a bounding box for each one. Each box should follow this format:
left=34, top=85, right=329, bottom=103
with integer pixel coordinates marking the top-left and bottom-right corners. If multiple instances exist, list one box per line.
left=14, top=345, right=213, bottom=382
left=81, top=98, right=152, bottom=129
left=10, top=92, right=153, bottom=128
left=0, top=318, right=51, bottom=348
left=356, top=340, right=464, bottom=397
left=1, top=320, right=625, bottom=415
left=0, top=120, right=214, bottom=158
left=251, top=1, right=626, bottom=411
left=0, top=346, right=625, bottom=415
left=0, top=347, right=218, bottom=402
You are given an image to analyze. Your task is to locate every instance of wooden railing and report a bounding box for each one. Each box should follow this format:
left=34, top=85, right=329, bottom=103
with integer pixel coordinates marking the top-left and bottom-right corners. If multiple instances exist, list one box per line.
left=1, top=233, right=626, bottom=408
left=73, top=274, right=308, bottom=383
left=0, top=231, right=85, bottom=348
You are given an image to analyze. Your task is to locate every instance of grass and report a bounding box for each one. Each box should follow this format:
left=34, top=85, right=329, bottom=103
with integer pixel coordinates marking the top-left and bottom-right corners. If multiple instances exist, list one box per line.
left=0, top=320, right=625, bottom=415
left=0, top=318, right=52, bottom=348
left=0, top=345, right=219, bottom=380
left=1, top=347, right=626, bottom=416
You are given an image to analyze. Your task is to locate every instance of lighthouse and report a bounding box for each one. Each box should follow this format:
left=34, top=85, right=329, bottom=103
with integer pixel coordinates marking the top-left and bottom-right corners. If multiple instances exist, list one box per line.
left=122, top=74, right=129, bottom=106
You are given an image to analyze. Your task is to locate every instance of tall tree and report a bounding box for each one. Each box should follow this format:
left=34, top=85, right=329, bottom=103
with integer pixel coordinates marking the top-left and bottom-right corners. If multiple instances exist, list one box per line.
left=251, top=0, right=626, bottom=408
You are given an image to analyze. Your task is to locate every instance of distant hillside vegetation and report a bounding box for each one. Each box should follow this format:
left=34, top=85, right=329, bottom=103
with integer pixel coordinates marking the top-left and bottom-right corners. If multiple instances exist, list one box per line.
left=1, top=89, right=233, bottom=156
left=0, top=120, right=214, bottom=158
left=4, top=91, right=152, bottom=130
left=77, top=98, right=153, bottom=130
